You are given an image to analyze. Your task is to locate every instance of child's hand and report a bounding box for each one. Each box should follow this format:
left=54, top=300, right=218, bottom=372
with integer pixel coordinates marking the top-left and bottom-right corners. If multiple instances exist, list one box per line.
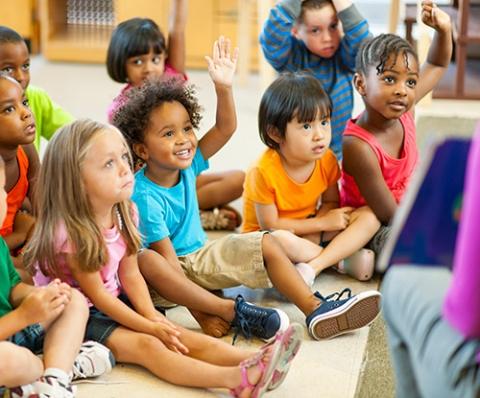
left=205, top=36, right=239, bottom=88
left=151, top=320, right=189, bottom=355
left=421, top=1, right=452, bottom=33
left=18, top=281, right=70, bottom=325
left=321, top=207, right=353, bottom=231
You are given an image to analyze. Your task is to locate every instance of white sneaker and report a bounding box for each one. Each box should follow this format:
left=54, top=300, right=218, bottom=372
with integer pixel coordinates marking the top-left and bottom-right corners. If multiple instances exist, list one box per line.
left=10, top=375, right=76, bottom=398
left=72, top=341, right=115, bottom=380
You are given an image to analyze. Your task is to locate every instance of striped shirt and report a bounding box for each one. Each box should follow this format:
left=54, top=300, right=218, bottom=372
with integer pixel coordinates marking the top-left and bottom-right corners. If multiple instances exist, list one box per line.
left=260, top=0, right=370, bottom=160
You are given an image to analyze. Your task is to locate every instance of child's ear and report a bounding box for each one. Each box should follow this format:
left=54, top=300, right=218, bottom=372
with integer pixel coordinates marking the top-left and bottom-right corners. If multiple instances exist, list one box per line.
left=266, top=126, right=283, bottom=144
left=291, top=25, right=301, bottom=40
left=132, top=143, right=148, bottom=161
left=354, top=72, right=367, bottom=96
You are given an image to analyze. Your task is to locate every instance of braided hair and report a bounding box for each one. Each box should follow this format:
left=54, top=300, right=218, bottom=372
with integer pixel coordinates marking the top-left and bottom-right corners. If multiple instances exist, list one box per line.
left=355, top=33, right=418, bottom=76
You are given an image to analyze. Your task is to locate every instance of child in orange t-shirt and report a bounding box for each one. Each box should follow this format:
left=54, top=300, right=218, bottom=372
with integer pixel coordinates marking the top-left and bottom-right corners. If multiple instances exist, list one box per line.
left=242, top=72, right=380, bottom=283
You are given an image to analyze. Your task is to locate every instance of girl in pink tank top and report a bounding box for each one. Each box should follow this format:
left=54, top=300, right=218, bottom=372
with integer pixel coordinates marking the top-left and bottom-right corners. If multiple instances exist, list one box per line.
left=341, top=7, right=452, bottom=230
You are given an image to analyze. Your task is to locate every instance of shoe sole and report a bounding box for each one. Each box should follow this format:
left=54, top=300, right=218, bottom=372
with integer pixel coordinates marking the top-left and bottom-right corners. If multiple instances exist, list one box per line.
left=309, top=291, right=381, bottom=340
left=267, top=323, right=303, bottom=391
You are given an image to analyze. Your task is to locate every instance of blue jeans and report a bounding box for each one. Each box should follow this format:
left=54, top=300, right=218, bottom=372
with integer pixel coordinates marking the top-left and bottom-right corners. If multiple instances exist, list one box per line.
left=7, top=323, right=45, bottom=355
left=382, top=266, right=480, bottom=398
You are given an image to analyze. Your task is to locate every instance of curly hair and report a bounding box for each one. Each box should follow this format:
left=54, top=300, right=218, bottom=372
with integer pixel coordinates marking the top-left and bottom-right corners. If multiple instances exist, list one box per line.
left=112, top=77, right=202, bottom=161
left=356, top=33, right=418, bottom=76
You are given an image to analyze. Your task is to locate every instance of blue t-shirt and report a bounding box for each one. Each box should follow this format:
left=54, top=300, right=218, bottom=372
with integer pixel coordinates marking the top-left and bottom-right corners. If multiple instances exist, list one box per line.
left=132, top=150, right=209, bottom=256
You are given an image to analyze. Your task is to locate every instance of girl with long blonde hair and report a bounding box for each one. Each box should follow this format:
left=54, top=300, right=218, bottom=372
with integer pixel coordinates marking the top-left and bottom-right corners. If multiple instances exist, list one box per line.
left=25, top=119, right=302, bottom=397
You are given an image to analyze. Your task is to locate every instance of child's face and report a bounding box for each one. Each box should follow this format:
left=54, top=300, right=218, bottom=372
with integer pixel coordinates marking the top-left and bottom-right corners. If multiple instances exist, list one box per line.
left=292, top=4, right=343, bottom=59
left=277, top=112, right=332, bottom=163
left=0, top=41, right=30, bottom=90
left=81, top=129, right=134, bottom=209
left=136, top=101, right=197, bottom=173
left=0, top=167, right=7, bottom=226
left=357, top=52, right=419, bottom=120
left=0, top=78, right=35, bottom=147
left=125, top=48, right=166, bottom=86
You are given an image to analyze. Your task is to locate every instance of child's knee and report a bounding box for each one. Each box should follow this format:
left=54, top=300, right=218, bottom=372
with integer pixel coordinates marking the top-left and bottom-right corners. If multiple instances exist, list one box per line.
left=67, top=289, right=89, bottom=319
left=356, top=206, right=381, bottom=230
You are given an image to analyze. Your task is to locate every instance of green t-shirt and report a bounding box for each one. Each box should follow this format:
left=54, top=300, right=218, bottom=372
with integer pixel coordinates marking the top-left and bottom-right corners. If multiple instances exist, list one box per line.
left=0, top=238, right=21, bottom=317
left=26, top=85, right=74, bottom=150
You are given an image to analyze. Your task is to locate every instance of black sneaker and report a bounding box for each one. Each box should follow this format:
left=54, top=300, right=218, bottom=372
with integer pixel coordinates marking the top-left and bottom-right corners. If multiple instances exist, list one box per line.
left=231, top=295, right=289, bottom=344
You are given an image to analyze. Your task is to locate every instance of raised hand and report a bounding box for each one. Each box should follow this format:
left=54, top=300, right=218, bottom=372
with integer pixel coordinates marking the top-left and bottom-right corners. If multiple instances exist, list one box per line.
left=205, top=36, right=239, bottom=88
left=421, top=1, right=452, bottom=33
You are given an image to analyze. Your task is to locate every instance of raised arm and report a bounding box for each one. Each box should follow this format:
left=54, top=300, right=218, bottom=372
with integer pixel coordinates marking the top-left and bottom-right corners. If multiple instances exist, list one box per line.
left=167, top=0, right=188, bottom=74
left=198, top=36, right=238, bottom=160
left=335, top=0, right=371, bottom=71
left=415, top=0, right=452, bottom=102
left=259, top=0, right=300, bottom=71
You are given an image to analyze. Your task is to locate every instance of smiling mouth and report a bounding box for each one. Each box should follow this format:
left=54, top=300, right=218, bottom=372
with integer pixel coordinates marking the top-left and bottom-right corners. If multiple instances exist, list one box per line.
left=175, top=148, right=192, bottom=159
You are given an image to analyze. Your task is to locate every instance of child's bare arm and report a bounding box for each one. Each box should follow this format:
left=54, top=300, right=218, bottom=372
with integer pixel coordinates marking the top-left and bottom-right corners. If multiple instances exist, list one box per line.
left=23, top=144, right=40, bottom=212
left=117, top=253, right=158, bottom=319
left=198, top=36, right=238, bottom=160
left=1, top=281, right=70, bottom=340
left=415, top=0, right=452, bottom=102
left=149, top=237, right=184, bottom=274
left=68, top=254, right=188, bottom=353
left=167, top=0, right=188, bottom=74
left=255, top=200, right=352, bottom=236
left=343, top=136, right=397, bottom=223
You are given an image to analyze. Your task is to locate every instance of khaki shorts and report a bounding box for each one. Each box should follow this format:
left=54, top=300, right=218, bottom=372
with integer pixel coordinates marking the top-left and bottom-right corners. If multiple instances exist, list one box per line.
left=178, top=231, right=272, bottom=290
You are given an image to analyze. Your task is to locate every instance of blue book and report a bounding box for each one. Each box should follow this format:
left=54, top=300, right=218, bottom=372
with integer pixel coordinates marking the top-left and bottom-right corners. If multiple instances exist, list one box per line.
left=377, top=136, right=471, bottom=272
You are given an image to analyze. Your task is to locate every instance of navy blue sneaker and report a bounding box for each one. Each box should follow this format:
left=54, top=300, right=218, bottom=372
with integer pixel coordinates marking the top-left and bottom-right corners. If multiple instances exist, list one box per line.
left=306, top=288, right=381, bottom=340
left=232, top=295, right=289, bottom=343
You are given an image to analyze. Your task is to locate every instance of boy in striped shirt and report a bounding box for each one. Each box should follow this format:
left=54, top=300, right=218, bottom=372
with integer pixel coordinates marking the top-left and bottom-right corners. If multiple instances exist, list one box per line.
left=260, top=0, right=370, bottom=160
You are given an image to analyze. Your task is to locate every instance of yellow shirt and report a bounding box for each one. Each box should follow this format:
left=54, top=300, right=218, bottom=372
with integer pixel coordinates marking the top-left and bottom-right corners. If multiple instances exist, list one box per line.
left=242, top=148, right=340, bottom=232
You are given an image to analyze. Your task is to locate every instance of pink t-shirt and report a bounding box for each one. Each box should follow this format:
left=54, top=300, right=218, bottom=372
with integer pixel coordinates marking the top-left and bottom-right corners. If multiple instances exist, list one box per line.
left=33, top=222, right=126, bottom=306
left=340, top=112, right=418, bottom=208
left=107, top=63, right=186, bottom=123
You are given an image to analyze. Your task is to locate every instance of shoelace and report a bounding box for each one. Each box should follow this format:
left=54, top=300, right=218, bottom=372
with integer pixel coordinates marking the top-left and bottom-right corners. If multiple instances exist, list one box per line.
left=314, top=288, right=352, bottom=303
left=232, top=302, right=270, bottom=345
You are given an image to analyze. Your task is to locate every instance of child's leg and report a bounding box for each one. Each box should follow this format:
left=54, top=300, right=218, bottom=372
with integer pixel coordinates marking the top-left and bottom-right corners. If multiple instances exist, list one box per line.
left=196, top=170, right=245, bottom=209
left=42, top=289, right=89, bottom=372
left=307, top=207, right=380, bottom=274
left=105, top=326, right=265, bottom=391
left=270, top=230, right=322, bottom=263
left=262, top=234, right=321, bottom=316
left=0, top=342, right=43, bottom=387
left=138, top=249, right=234, bottom=336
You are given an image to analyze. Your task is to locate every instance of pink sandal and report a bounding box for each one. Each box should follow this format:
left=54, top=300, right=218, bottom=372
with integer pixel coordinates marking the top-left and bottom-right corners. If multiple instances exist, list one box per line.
left=230, top=339, right=281, bottom=398
left=337, top=248, right=375, bottom=281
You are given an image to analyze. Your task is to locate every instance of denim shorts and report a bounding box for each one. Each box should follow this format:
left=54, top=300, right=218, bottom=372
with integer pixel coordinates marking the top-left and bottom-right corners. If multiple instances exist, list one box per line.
left=86, top=294, right=165, bottom=345
left=8, top=323, right=45, bottom=355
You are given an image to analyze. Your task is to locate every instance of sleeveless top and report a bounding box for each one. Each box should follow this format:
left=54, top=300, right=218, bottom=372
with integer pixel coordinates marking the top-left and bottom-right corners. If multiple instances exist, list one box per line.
left=340, top=112, right=418, bottom=208
left=0, top=146, right=29, bottom=236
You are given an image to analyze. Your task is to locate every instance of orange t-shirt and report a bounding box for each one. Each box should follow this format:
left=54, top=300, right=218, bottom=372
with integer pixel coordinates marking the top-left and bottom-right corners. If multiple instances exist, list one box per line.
left=242, top=148, right=340, bottom=232
left=0, top=146, right=29, bottom=236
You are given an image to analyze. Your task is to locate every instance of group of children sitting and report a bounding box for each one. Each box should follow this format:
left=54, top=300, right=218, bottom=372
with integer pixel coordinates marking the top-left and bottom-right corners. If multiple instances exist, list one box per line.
left=0, top=0, right=453, bottom=396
